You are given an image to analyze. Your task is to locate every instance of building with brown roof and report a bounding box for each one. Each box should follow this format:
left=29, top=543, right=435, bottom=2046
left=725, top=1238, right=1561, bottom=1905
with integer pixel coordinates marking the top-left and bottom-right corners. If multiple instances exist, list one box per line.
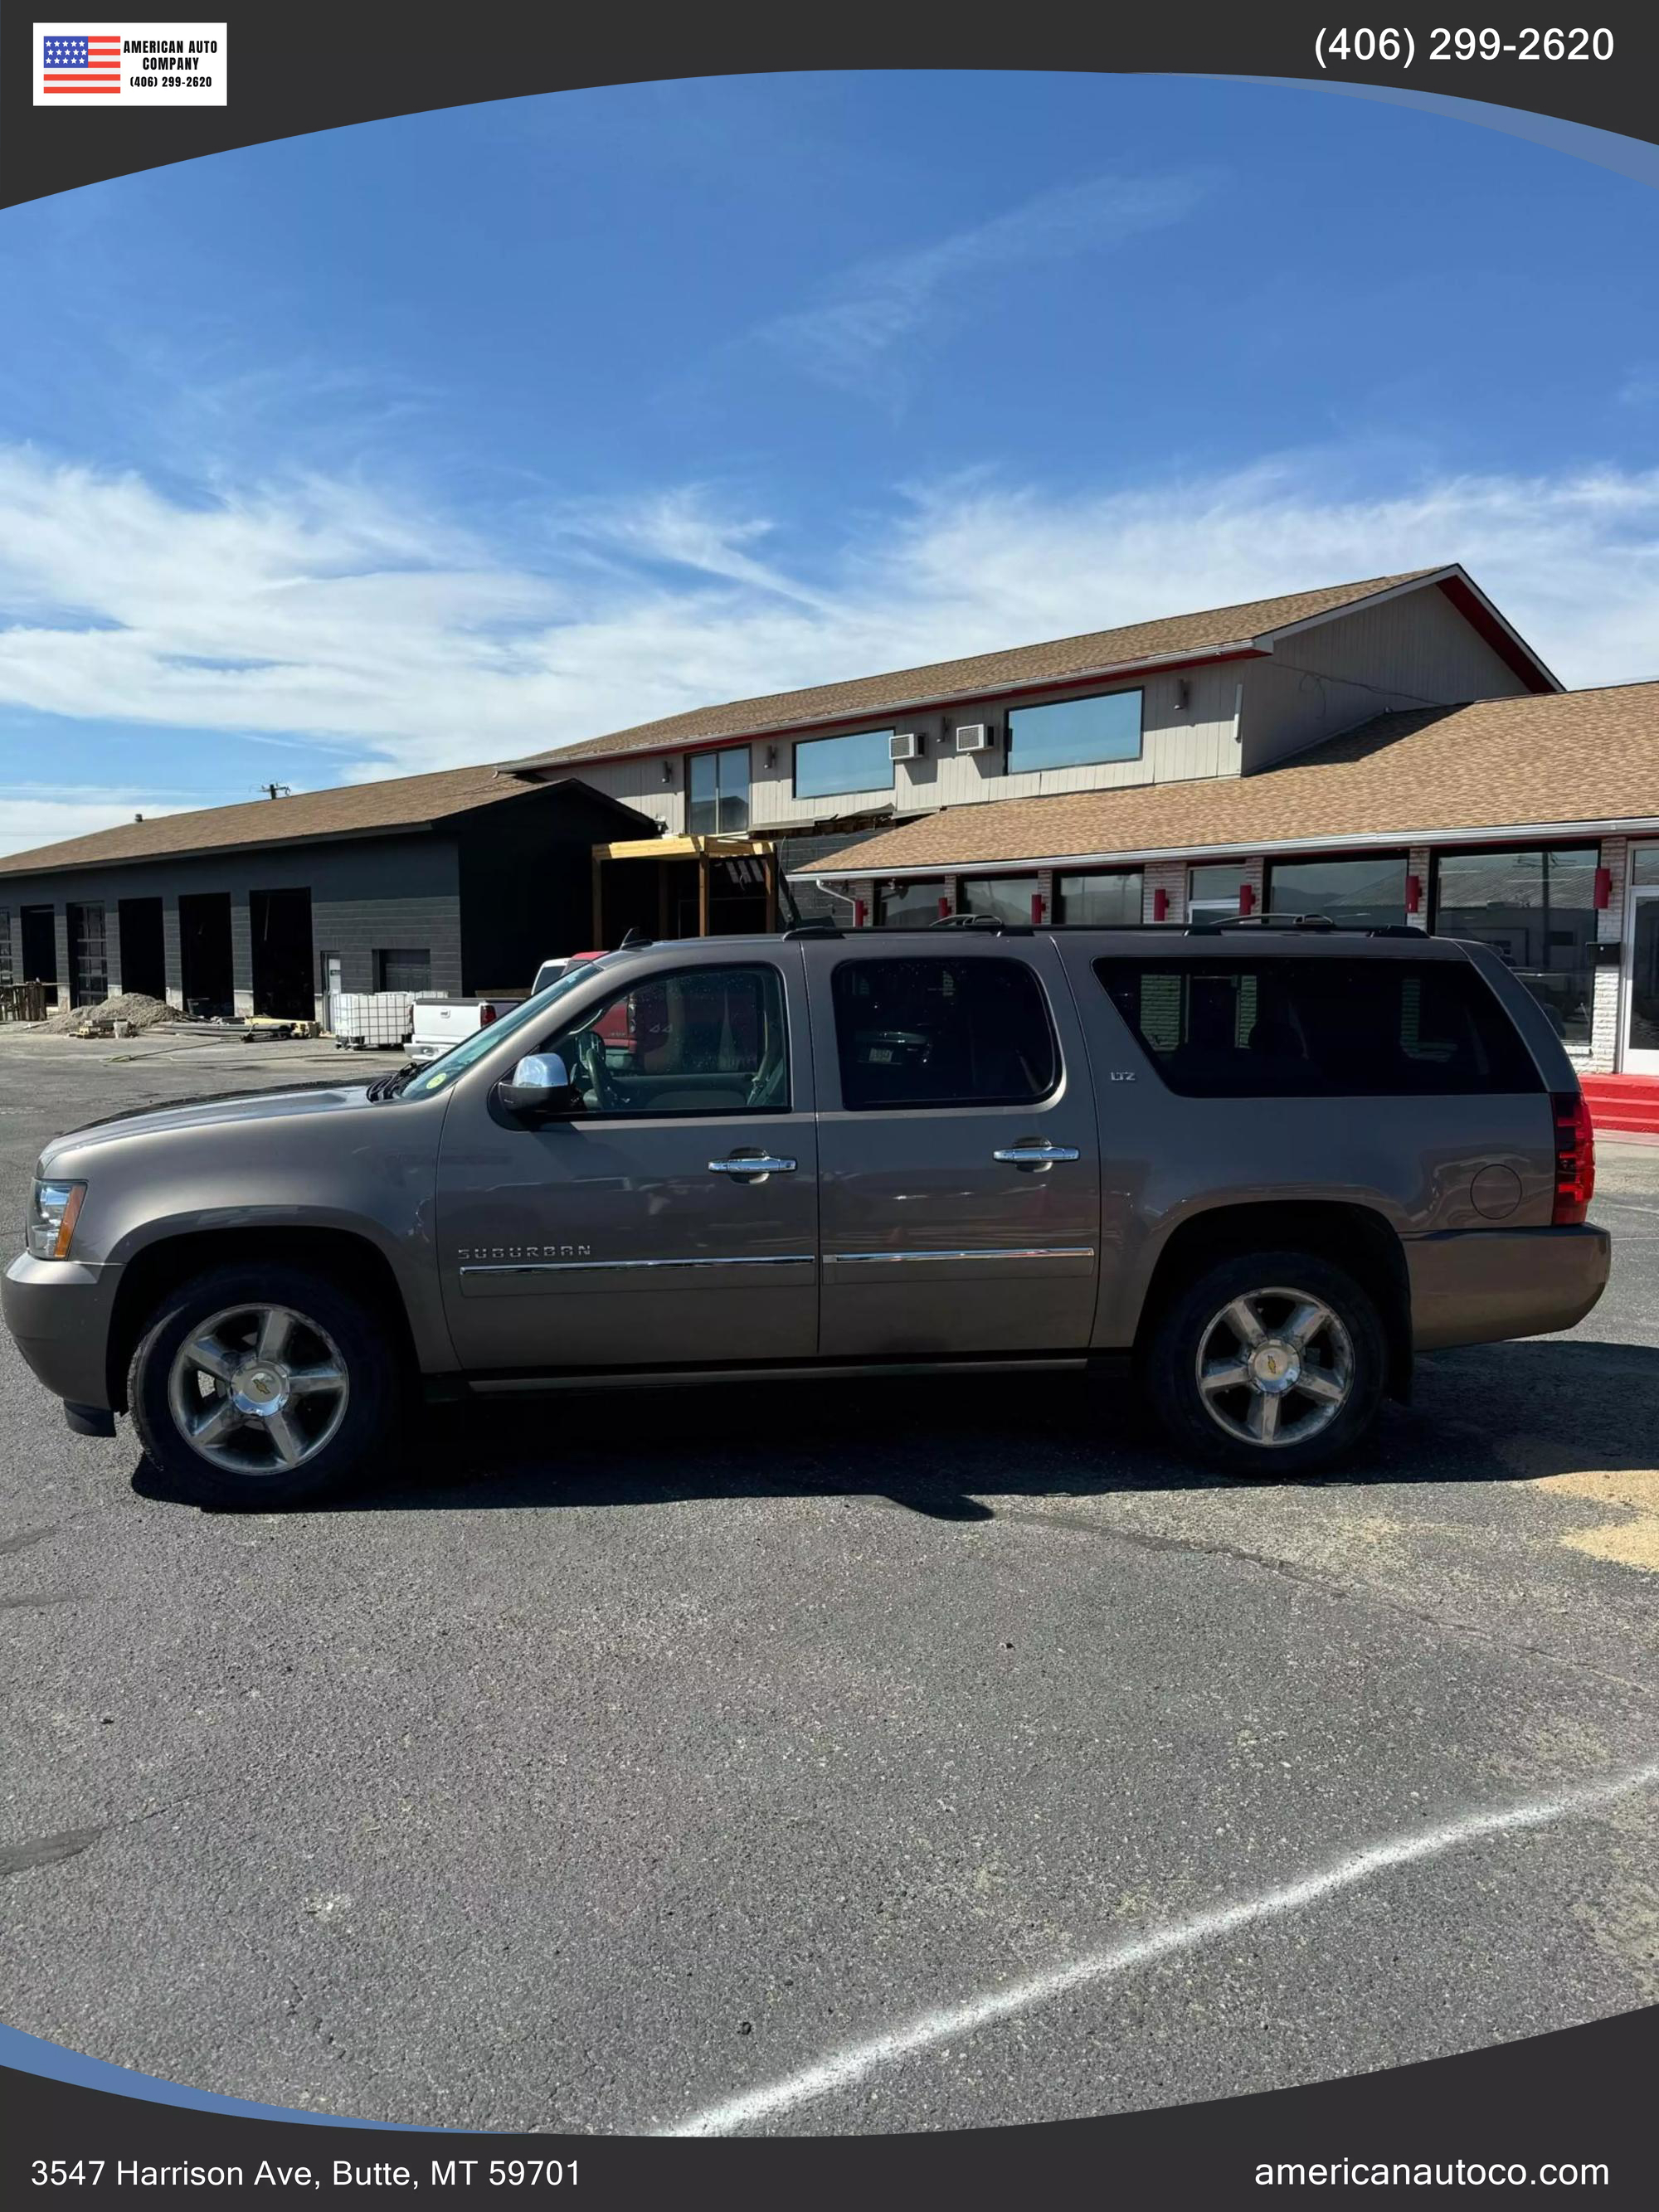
left=0, top=770, right=654, bottom=1021
left=2, top=561, right=1655, bottom=1080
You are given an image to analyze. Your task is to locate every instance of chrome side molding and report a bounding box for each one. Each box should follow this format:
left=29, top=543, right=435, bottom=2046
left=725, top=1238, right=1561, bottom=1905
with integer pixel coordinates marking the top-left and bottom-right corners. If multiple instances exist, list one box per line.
left=824, top=1247, right=1095, bottom=1266
left=460, top=1253, right=815, bottom=1278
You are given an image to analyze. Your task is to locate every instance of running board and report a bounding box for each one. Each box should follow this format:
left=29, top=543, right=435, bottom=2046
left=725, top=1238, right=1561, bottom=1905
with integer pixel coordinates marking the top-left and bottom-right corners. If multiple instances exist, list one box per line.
left=465, top=1355, right=1090, bottom=1395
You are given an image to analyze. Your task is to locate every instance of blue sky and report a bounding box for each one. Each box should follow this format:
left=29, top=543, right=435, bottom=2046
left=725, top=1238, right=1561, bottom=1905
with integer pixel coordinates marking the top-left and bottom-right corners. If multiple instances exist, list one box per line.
left=2, top=70, right=1657, bottom=853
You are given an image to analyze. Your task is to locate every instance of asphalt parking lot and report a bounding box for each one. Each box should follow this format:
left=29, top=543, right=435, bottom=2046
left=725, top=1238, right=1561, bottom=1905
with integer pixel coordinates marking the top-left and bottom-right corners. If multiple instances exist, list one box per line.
left=2, top=1028, right=1657, bottom=2136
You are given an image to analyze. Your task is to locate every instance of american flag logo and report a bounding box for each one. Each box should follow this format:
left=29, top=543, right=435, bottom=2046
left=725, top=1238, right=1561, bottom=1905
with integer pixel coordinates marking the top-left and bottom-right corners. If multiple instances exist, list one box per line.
left=41, top=31, right=123, bottom=93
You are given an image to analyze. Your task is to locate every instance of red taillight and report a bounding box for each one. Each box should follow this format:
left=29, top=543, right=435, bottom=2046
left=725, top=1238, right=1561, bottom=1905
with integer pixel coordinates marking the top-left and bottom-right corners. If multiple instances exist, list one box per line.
left=1550, top=1090, right=1595, bottom=1224
left=479, top=1002, right=497, bottom=1028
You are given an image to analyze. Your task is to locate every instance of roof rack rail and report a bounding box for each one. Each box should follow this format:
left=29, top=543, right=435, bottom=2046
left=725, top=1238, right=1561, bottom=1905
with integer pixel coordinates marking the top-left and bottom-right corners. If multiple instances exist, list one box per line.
left=783, top=916, right=843, bottom=939
left=927, top=913, right=1034, bottom=935
left=1184, top=912, right=1337, bottom=936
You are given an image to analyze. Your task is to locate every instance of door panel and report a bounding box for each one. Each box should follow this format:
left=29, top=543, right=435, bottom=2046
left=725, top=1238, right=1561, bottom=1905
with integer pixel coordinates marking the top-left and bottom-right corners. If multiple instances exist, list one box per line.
left=437, top=955, right=816, bottom=1370
left=1627, top=892, right=1659, bottom=1076
left=805, top=941, right=1101, bottom=1357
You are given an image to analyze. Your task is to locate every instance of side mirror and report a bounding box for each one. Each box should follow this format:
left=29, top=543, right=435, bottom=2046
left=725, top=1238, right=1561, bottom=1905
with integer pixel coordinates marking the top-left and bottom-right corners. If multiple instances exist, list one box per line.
left=497, top=1052, right=577, bottom=1120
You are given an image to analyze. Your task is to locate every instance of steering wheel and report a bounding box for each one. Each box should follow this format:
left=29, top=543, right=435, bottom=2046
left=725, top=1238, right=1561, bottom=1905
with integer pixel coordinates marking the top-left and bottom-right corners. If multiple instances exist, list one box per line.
left=571, top=1025, right=616, bottom=1111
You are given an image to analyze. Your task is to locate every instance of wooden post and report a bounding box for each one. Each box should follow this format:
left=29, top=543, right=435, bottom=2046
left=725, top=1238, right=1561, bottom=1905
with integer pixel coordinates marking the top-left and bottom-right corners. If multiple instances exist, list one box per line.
left=763, top=846, right=778, bottom=931
left=697, top=847, right=711, bottom=937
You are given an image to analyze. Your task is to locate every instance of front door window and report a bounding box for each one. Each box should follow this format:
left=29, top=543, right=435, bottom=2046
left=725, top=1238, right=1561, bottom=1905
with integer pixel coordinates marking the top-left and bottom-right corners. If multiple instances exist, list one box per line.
left=544, top=965, right=790, bottom=1116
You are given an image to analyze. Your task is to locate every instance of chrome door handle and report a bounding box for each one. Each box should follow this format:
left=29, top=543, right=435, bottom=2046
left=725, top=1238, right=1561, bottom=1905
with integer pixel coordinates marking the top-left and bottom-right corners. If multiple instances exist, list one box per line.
left=710, top=1155, right=798, bottom=1174
left=992, top=1145, right=1081, bottom=1164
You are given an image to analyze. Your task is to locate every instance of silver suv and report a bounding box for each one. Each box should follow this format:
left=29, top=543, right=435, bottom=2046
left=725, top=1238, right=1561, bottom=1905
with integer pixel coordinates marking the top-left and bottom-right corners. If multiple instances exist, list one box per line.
left=3, top=921, right=1609, bottom=1508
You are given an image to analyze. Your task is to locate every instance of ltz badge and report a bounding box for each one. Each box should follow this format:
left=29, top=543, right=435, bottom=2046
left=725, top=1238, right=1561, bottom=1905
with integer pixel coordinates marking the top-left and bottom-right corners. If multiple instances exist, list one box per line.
left=33, top=21, right=228, bottom=105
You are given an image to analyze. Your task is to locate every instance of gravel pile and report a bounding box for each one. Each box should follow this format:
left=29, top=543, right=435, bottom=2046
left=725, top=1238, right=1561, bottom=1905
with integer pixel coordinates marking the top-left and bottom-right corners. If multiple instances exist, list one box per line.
left=43, top=990, right=175, bottom=1036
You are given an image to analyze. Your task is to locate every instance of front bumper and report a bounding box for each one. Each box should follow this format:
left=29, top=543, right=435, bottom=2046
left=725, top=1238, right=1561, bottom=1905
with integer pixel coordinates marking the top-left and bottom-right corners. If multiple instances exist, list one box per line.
left=1407, top=1223, right=1612, bottom=1352
left=2, top=1250, right=123, bottom=1412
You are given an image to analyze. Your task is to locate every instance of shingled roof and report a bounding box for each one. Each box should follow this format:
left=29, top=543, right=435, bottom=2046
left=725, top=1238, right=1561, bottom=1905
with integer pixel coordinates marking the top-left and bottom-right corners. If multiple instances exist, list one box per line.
left=513, top=566, right=1523, bottom=769
left=798, top=683, right=1659, bottom=877
left=0, top=766, right=625, bottom=879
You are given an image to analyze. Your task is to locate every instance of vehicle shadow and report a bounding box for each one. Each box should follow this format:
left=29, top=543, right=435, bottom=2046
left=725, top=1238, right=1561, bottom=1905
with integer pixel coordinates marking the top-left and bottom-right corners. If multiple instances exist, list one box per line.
left=129, top=1335, right=1659, bottom=1519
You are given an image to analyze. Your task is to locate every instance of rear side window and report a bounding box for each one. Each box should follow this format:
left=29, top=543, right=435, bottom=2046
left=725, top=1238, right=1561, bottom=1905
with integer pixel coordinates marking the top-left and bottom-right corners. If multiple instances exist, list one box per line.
left=832, top=957, right=1058, bottom=1111
left=1093, top=957, right=1542, bottom=1097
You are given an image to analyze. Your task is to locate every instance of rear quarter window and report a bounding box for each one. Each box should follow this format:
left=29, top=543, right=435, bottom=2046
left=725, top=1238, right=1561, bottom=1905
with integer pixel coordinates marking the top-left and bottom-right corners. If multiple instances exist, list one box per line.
left=1092, top=955, right=1542, bottom=1097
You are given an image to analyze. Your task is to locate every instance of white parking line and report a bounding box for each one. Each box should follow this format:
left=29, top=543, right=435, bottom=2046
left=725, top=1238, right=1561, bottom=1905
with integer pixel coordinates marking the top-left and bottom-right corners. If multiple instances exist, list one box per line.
left=662, top=1756, right=1659, bottom=2137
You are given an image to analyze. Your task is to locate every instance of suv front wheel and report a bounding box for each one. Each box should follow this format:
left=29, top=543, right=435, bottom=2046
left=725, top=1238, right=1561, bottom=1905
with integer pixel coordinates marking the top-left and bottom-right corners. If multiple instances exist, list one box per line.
left=129, top=1262, right=398, bottom=1509
left=1145, top=1249, right=1387, bottom=1477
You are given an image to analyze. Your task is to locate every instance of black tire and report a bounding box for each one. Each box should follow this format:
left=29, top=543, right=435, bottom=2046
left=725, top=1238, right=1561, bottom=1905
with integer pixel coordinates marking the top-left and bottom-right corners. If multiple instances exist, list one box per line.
left=1142, top=1248, right=1387, bottom=1479
left=128, top=1262, right=401, bottom=1510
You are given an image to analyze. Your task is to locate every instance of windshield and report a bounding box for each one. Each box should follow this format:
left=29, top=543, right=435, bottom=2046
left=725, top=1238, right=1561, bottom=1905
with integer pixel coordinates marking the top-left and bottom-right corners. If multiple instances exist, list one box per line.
left=400, top=960, right=610, bottom=1098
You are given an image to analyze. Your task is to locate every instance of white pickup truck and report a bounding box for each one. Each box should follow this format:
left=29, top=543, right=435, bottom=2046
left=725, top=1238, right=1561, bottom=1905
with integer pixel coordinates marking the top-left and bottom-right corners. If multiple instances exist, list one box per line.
left=406, top=955, right=603, bottom=1064
left=406, top=994, right=522, bottom=1065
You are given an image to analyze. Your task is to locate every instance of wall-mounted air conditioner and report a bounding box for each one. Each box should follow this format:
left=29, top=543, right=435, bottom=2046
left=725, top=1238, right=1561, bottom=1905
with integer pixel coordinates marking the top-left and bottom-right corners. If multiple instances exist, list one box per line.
left=955, top=723, right=995, bottom=753
left=889, top=731, right=922, bottom=763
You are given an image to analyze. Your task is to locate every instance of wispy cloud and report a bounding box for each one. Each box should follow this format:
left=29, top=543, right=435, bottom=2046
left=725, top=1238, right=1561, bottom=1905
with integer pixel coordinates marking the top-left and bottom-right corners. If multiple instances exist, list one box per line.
left=0, top=784, right=188, bottom=852
left=3, top=445, right=1659, bottom=853
left=754, top=169, right=1215, bottom=400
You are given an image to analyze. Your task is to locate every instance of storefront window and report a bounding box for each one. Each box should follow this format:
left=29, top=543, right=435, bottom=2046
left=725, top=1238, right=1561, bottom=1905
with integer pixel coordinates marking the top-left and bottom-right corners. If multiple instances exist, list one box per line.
left=961, top=876, right=1040, bottom=925
left=1058, top=870, right=1144, bottom=925
left=1433, top=847, right=1598, bottom=1048
left=1266, top=854, right=1408, bottom=928
left=1633, top=844, right=1659, bottom=886
left=1188, top=863, right=1249, bottom=922
left=878, top=878, right=950, bottom=929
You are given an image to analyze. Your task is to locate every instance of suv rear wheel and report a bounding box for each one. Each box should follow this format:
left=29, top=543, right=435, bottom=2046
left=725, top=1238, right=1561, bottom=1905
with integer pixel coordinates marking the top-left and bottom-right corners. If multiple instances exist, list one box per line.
left=129, top=1262, right=398, bottom=1509
left=1145, top=1249, right=1386, bottom=1477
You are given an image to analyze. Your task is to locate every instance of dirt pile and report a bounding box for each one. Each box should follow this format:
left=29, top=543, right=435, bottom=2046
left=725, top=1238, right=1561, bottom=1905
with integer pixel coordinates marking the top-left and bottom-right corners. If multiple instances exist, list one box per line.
left=43, top=990, right=175, bottom=1036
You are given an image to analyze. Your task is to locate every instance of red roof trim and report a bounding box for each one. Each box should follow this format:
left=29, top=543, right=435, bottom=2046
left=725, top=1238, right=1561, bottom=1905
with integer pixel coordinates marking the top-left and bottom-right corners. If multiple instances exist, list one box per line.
left=1435, top=576, right=1556, bottom=694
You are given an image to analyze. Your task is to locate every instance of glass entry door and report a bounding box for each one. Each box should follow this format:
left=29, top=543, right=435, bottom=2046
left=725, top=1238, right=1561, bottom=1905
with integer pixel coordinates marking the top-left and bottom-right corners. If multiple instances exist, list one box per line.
left=1627, top=887, right=1659, bottom=1076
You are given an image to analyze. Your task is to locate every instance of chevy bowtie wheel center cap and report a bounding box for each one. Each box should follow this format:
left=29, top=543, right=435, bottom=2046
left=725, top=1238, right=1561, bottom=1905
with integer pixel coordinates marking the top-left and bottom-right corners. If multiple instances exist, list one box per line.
left=1248, top=1340, right=1301, bottom=1395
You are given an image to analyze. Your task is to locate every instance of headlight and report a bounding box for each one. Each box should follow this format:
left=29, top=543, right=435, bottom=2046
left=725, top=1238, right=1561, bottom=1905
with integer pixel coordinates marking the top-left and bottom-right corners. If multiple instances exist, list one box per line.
left=27, top=1180, right=85, bottom=1261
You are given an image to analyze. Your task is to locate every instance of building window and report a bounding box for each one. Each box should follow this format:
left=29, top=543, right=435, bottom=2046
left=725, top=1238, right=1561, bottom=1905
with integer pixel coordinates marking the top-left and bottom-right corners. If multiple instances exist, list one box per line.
left=961, top=876, right=1040, bottom=925
left=688, top=746, right=750, bottom=834
left=1188, top=863, right=1250, bottom=922
left=1008, top=689, right=1141, bottom=775
left=1265, top=854, right=1408, bottom=928
left=1432, top=847, right=1598, bottom=1049
left=831, top=957, right=1058, bottom=1111
left=1095, top=957, right=1540, bottom=1098
left=1633, top=843, right=1659, bottom=887
left=1058, top=870, right=1143, bottom=925
left=376, top=948, right=432, bottom=994
left=794, top=729, right=896, bottom=802
left=877, top=878, right=950, bottom=928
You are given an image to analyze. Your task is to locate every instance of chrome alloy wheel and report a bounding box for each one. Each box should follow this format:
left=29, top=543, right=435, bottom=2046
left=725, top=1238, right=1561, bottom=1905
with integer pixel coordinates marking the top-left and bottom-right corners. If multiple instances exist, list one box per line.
left=166, top=1303, right=350, bottom=1475
left=1193, top=1286, right=1354, bottom=1449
